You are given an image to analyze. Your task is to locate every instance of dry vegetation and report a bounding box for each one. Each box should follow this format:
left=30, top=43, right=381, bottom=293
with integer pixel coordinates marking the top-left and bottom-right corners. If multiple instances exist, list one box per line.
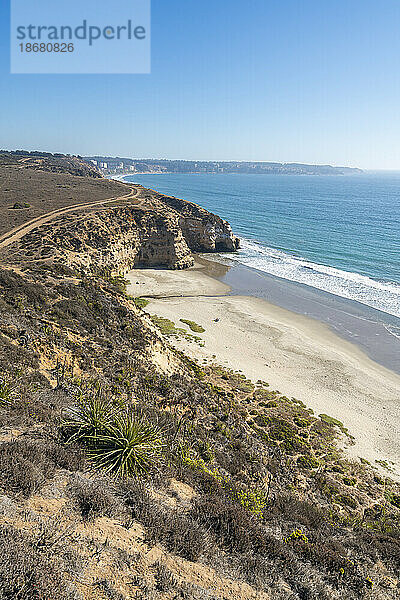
left=0, top=157, right=399, bottom=599
left=0, top=262, right=398, bottom=600
left=0, top=152, right=128, bottom=236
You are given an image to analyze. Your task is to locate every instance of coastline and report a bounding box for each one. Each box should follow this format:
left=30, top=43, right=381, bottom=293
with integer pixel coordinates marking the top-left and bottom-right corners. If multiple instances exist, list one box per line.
left=202, top=255, right=400, bottom=376
left=127, top=257, right=400, bottom=480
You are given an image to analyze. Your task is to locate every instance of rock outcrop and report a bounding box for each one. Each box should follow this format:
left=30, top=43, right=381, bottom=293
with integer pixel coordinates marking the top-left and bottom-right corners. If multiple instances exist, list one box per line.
left=11, top=191, right=240, bottom=274
left=156, top=194, right=240, bottom=253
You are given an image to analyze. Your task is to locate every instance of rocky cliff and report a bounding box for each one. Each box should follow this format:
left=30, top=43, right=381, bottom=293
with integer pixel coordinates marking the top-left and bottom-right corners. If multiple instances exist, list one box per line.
left=0, top=160, right=399, bottom=600
left=9, top=190, right=240, bottom=274
left=155, top=194, right=240, bottom=253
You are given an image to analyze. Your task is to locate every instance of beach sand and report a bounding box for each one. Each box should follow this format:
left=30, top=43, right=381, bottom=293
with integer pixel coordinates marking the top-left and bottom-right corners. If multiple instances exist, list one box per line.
left=127, top=261, right=400, bottom=479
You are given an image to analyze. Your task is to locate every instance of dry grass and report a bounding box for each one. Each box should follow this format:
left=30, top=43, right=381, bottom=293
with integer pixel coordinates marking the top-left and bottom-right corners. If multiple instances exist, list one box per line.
left=0, top=238, right=398, bottom=598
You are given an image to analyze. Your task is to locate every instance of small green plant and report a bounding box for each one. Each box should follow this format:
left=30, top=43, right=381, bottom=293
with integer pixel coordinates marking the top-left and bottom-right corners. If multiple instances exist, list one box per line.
left=11, top=201, right=30, bottom=209
left=179, top=443, right=224, bottom=484
left=297, top=455, right=319, bottom=469
left=151, top=315, right=204, bottom=345
left=319, top=413, right=354, bottom=441
left=336, top=494, right=358, bottom=509
left=293, top=416, right=311, bottom=428
left=234, top=489, right=266, bottom=517
left=284, top=528, right=309, bottom=544
left=88, top=413, right=164, bottom=478
left=386, top=492, right=400, bottom=509
left=196, top=440, right=214, bottom=463
left=100, top=274, right=128, bottom=294
left=0, top=378, right=13, bottom=406
left=133, top=297, right=149, bottom=309
left=342, top=476, right=356, bottom=487
left=61, top=389, right=116, bottom=444
left=179, top=319, right=205, bottom=333
left=150, top=315, right=180, bottom=335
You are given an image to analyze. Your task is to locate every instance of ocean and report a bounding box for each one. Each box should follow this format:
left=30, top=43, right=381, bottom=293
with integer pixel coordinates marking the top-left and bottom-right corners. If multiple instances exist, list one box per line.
left=124, top=172, right=400, bottom=371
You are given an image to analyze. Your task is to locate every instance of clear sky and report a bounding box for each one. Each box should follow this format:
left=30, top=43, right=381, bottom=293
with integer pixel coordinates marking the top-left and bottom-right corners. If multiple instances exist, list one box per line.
left=1, top=0, right=400, bottom=169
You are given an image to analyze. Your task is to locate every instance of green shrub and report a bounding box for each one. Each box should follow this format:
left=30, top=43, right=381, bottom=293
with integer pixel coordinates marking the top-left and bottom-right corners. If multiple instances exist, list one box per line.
left=179, top=319, right=205, bottom=333
left=342, top=476, right=357, bottom=487
left=293, top=416, right=311, bottom=428
left=336, top=494, right=358, bottom=509
left=88, top=414, right=164, bottom=478
left=387, top=492, right=400, bottom=509
left=150, top=315, right=179, bottom=335
left=61, top=389, right=116, bottom=444
left=297, top=455, right=319, bottom=469
left=319, top=413, right=352, bottom=439
left=104, top=275, right=128, bottom=294
left=0, top=378, right=13, bottom=406
left=133, top=297, right=149, bottom=309
left=254, top=414, right=268, bottom=427
left=234, top=488, right=267, bottom=517
left=11, top=201, right=30, bottom=209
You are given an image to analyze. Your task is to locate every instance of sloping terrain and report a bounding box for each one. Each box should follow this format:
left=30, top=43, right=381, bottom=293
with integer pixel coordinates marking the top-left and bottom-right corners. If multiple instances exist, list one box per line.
left=0, top=151, right=103, bottom=177
left=0, top=154, right=126, bottom=237
left=0, top=154, right=238, bottom=271
left=0, top=156, right=398, bottom=600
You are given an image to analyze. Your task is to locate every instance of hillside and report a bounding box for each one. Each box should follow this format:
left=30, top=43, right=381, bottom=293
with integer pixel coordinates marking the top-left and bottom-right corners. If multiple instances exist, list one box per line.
left=0, top=153, right=126, bottom=237
left=84, top=156, right=363, bottom=177
left=0, top=156, right=398, bottom=600
left=0, top=151, right=103, bottom=178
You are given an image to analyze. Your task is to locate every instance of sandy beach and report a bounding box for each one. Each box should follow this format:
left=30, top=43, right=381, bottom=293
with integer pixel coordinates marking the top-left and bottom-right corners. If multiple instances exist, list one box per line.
left=127, top=260, right=400, bottom=479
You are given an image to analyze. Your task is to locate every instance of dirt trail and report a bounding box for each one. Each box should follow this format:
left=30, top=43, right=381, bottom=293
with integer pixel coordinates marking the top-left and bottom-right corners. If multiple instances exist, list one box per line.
left=0, top=185, right=141, bottom=249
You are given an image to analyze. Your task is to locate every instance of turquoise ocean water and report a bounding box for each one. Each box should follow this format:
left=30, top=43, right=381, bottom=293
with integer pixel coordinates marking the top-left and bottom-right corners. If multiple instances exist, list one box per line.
left=126, top=173, right=400, bottom=318
left=124, top=173, right=400, bottom=366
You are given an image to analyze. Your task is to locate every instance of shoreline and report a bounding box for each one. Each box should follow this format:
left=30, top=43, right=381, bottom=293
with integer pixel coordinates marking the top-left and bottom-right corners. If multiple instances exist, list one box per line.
left=126, top=258, right=400, bottom=480
left=201, top=255, right=400, bottom=376
left=119, top=173, right=400, bottom=364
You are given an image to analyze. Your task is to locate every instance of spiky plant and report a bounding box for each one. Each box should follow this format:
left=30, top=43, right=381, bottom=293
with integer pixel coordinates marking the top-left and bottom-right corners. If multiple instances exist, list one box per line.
left=87, top=413, right=164, bottom=478
left=0, top=378, right=13, bottom=407
left=61, top=390, right=117, bottom=445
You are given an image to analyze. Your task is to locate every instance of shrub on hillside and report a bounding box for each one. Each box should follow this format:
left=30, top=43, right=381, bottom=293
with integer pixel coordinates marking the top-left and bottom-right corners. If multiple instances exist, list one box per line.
left=0, top=437, right=83, bottom=497
left=67, top=475, right=122, bottom=520
left=0, top=524, right=79, bottom=600
left=88, top=413, right=164, bottom=478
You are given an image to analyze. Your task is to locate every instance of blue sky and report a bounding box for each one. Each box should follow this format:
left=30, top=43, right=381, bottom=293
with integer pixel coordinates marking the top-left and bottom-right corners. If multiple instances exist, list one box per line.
left=1, top=0, right=400, bottom=169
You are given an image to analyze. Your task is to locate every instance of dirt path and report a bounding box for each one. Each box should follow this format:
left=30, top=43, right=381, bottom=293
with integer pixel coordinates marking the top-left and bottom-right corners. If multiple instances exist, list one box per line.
left=0, top=185, right=141, bottom=249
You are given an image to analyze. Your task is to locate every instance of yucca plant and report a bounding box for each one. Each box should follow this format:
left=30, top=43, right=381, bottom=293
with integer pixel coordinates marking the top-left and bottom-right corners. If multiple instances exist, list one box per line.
left=61, top=389, right=117, bottom=445
left=87, top=413, right=164, bottom=478
left=0, top=378, right=13, bottom=407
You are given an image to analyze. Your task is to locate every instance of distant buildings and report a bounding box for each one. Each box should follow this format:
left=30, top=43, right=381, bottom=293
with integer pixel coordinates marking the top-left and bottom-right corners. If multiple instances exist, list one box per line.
left=83, top=156, right=363, bottom=176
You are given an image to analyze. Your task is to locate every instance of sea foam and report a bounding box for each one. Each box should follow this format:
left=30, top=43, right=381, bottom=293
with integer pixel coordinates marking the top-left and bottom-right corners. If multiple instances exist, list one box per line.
left=235, top=238, right=400, bottom=318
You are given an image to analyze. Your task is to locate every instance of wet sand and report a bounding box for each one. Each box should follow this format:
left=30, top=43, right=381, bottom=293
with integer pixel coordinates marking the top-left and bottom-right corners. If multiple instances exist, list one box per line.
left=127, top=259, right=400, bottom=479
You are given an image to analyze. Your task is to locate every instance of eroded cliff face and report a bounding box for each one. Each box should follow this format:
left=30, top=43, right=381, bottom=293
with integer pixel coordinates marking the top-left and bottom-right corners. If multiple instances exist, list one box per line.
left=155, top=193, right=240, bottom=253
left=15, top=207, right=193, bottom=272
left=179, top=215, right=239, bottom=253
left=11, top=193, right=239, bottom=274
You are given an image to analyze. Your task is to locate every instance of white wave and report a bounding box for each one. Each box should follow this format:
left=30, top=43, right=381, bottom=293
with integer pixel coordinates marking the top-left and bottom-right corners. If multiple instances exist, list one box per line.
left=384, top=324, right=400, bottom=340
left=232, top=239, right=400, bottom=318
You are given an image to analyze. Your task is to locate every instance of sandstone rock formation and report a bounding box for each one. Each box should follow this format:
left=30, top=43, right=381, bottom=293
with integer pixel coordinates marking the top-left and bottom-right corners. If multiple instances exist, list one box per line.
left=156, top=194, right=240, bottom=253
left=9, top=189, right=240, bottom=274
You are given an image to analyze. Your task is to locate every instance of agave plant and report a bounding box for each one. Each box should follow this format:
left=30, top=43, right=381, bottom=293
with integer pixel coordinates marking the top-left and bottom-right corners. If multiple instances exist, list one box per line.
left=61, top=389, right=117, bottom=445
left=87, top=413, right=164, bottom=478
